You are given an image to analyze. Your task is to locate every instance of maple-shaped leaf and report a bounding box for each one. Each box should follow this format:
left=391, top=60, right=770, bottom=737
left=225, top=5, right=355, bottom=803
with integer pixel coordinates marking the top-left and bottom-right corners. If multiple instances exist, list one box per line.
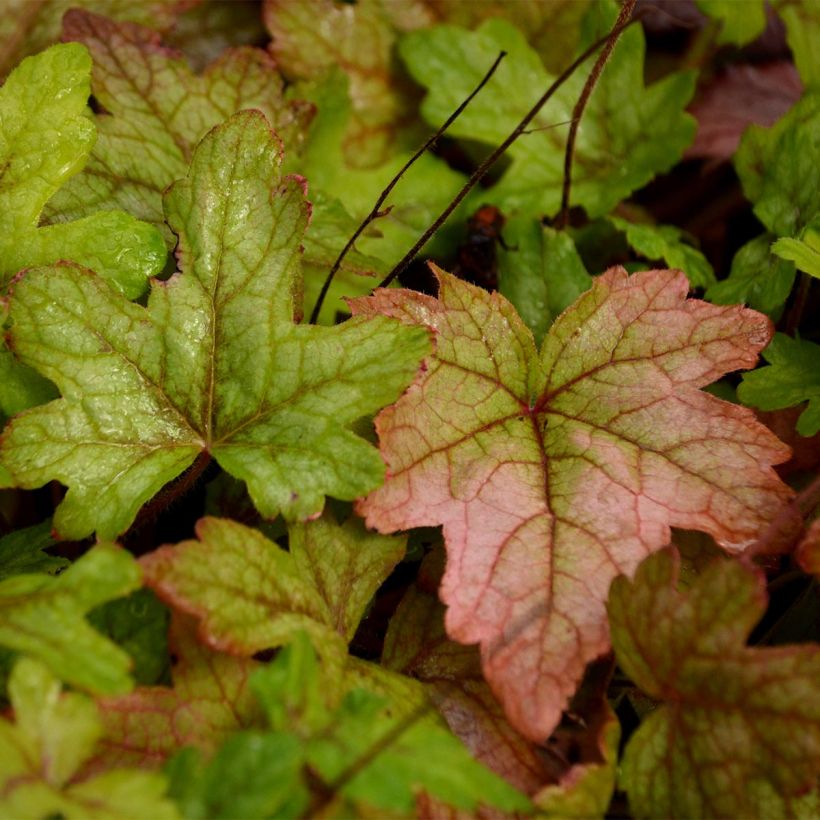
left=706, top=234, right=796, bottom=316
left=141, top=514, right=405, bottom=653
left=0, top=42, right=165, bottom=297
left=353, top=265, right=792, bottom=741
left=400, top=10, right=695, bottom=218
left=1, top=111, right=430, bottom=540
left=738, top=333, right=820, bottom=436
left=89, top=615, right=263, bottom=773
left=609, top=547, right=820, bottom=818
left=45, top=10, right=312, bottom=250
left=0, top=658, right=179, bottom=820
left=0, top=543, right=141, bottom=694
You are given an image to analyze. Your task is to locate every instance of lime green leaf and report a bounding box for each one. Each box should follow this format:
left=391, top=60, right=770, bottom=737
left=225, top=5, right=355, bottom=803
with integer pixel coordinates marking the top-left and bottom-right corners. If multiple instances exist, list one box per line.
left=0, top=0, right=185, bottom=78
left=45, top=10, right=313, bottom=249
left=738, top=333, right=820, bottom=436
left=0, top=43, right=165, bottom=298
left=779, top=0, right=820, bottom=88
left=0, top=345, right=57, bottom=420
left=772, top=217, right=820, bottom=278
left=0, top=658, right=178, bottom=820
left=608, top=216, right=715, bottom=288
left=88, top=589, right=170, bottom=686
left=497, top=219, right=592, bottom=345
left=354, top=266, right=792, bottom=742
left=609, top=548, right=820, bottom=818
left=1, top=111, right=430, bottom=540
left=706, top=234, right=796, bottom=316
left=695, top=0, right=766, bottom=45
left=0, top=520, right=68, bottom=581
left=735, top=93, right=820, bottom=237
left=400, top=14, right=695, bottom=217
left=92, top=616, right=263, bottom=772
left=0, top=544, right=140, bottom=694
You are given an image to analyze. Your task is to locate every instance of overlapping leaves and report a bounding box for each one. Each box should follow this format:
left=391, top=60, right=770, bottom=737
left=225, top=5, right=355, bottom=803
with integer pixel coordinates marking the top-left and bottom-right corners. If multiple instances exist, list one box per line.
left=354, top=266, right=792, bottom=741
left=1, top=110, right=429, bottom=539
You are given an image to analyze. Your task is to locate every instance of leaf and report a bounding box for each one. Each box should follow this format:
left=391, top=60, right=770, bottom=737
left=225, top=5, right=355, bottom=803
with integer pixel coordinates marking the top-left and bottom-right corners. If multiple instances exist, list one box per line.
left=0, top=0, right=188, bottom=79
left=0, top=658, right=179, bottom=820
left=778, top=0, right=820, bottom=88
left=608, top=216, right=715, bottom=289
left=695, top=0, right=766, bottom=45
left=797, top=519, right=820, bottom=577
left=1, top=111, right=430, bottom=540
left=142, top=514, right=405, bottom=654
left=609, top=547, right=820, bottom=818
left=90, top=615, right=263, bottom=772
left=738, top=333, right=820, bottom=436
left=735, top=92, right=820, bottom=237
left=0, top=544, right=141, bottom=694
left=497, top=219, right=592, bottom=346
left=0, top=520, right=68, bottom=581
left=0, top=42, right=166, bottom=297
left=400, top=11, right=696, bottom=218
left=772, top=217, right=820, bottom=278
left=706, top=234, right=796, bottom=317
left=45, top=10, right=313, bottom=249
left=353, top=265, right=792, bottom=741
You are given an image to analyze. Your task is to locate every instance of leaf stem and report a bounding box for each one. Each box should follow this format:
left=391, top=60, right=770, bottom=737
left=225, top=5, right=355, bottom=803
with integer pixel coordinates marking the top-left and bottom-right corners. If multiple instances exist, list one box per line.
left=308, top=51, right=507, bottom=324
left=376, top=13, right=641, bottom=290
left=783, top=271, right=812, bottom=336
left=555, top=0, right=638, bottom=229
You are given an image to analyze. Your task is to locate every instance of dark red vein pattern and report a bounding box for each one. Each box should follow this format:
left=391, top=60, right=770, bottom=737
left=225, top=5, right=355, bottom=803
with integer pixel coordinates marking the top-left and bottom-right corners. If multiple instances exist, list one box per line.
left=353, top=266, right=793, bottom=741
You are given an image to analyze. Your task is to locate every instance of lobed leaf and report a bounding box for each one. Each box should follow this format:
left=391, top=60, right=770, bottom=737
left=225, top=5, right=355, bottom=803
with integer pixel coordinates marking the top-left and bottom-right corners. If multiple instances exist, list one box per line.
left=0, top=544, right=141, bottom=694
left=1, top=111, right=430, bottom=539
left=0, top=520, right=68, bottom=581
left=354, top=265, right=792, bottom=741
left=609, top=548, right=820, bottom=818
left=0, top=658, right=178, bottom=820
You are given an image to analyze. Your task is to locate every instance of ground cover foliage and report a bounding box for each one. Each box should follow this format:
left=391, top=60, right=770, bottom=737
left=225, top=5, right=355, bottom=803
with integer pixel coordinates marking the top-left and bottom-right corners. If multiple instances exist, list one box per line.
left=0, top=0, right=818, bottom=817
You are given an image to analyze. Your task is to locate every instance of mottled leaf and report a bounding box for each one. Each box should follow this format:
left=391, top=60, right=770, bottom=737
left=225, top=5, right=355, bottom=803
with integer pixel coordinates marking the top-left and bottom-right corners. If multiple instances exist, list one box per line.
left=400, top=12, right=695, bottom=217
left=706, top=234, right=796, bottom=317
left=608, top=216, right=715, bottom=289
left=609, top=548, right=820, bottom=818
left=0, top=544, right=140, bottom=694
left=0, top=520, right=68, bottom=581
left=45, top=10, right=312, bottom=249
left=738, top=333, right=820, bottom=436
left=90, top=616, right=263, bottom=772
left=497, top=219, right=592, bottom=346
left=0, top=42, right=165, bottom=297
left=0, top=658, right=178, bottom=820
left=354, top=266, right=792, bottom=741
left=1, top=111, right=430, bottom=540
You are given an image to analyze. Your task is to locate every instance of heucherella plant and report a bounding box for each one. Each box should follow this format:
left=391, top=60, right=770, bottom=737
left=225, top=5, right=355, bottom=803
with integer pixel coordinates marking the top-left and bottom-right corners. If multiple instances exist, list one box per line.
left=0, top=1, right=818, bottom=817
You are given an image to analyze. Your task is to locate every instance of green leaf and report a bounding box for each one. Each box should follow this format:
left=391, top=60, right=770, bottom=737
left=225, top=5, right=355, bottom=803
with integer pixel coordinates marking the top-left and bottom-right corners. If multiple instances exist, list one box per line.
left=1, top=111, right=430, bottom=540
left=497, top=219, right=592, bottom=345
left=706, top=234, right=796, bottom=316
left=0, top=346, right=57, bottom=421
left=609, top=548, right=820, bottom=818
left=737, top=333, right=820, bottom=436
left=778, top=0, right=820, bottom=88
left=141, top=513, right=405, bottom=653
left=0, top=43, right=165, bottom=298
left=88, top=589, right=170, bottom=686
left=735, top=92, right=820, bottom=237
left=0, top=520, right=68, bottom=581
left=772, top=217, right=820, bottom=278
left=400, top=11, right=696, bottom=217
left=0, top=658, right=178, bottom=819
left=45, top=10, right=312, bottom=251
left=0, top=544, right=141, bottom=694
left=608, top=216, right=715, bottom=288
left=695, top=0, right=766, bottom=45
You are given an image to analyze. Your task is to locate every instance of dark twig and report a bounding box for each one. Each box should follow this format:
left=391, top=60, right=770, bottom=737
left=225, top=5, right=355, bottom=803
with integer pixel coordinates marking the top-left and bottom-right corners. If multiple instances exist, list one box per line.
left=556, top=0, right=638, bottom=229
left=783, top=272, right=812, bottom=336
left=308, top=51, right=507, bottom=324
left=377, top=14, right=641, bottom=290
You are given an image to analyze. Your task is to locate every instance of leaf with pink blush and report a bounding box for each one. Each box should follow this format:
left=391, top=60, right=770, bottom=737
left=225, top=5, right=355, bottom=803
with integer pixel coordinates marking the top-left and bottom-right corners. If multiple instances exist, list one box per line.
left=88, top=615, right=262, bottom=773
left=352, top=265, right=793, bottom=742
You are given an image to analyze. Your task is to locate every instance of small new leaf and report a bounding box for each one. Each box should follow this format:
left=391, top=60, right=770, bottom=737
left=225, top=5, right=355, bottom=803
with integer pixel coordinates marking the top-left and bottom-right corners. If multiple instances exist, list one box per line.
left=0, top=544, right=140, bottom=694
left=1, top=111, right=430, bottom=539
left=609, top=548, right=820, bottom=818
